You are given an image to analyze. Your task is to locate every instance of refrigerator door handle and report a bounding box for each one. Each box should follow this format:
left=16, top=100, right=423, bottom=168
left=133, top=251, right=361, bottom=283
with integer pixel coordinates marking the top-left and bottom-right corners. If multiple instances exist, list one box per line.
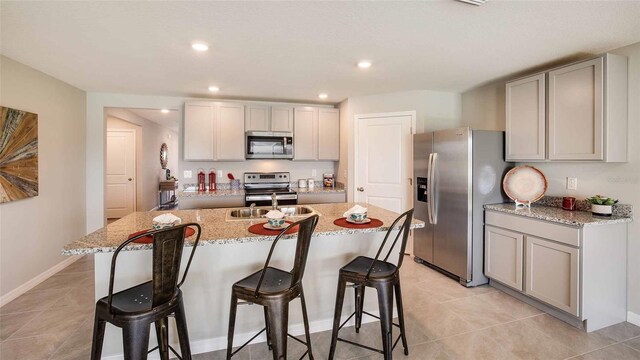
left=431, top=152, right=438, bottom=224
left=426, top=153, right=434, bottom=225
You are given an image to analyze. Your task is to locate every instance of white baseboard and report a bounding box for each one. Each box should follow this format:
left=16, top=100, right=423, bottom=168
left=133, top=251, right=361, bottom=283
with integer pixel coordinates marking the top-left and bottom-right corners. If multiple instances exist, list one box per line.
left=628, top=311, right=640, bottom=327
left=0, top=255, right=82, bottom=307
left=102, top=310, right=381, bottom=360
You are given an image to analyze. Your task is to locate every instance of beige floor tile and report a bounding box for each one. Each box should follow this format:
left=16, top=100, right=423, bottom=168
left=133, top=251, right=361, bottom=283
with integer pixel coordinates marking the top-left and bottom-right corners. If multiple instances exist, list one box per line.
left=0, top=288, right=69, bottom=315
left=573, top=343, right=640, bottom=360
left=49, top=319, right=93, bottom=360
left=311, top=322, right=384, bottom=360
left=355, top=340, right=456, bottom=360
left=625, top=337, right=640, bottom=351
left=248, top=334, right=309, bottom=360
left=192, top=347, right=250, bottom=360
left=468, top=290, right=543, bottom=319
left=594, top=322, right=640, bottom=342
left=443, top=293, right=518, bottom=329
left=10, top=303, right=92, bottom=339
left=399, top=281, right=446, bottom=310
left=437, top=329, right=513, bottom=360
left=418, top=277, right=496, bottom=303
left=30, top=272, right=93, bottom=292
left=57, top=256, right=94, bottom=275
left=0, top=310, right=41, bottom=341
left=51, top=284, right=95, bottom=312
left=404, top=302, right=477, bottom=340
left=520, top=314, right=615, bottom=354
left=0, top=333, right=68, bottom=360
left=483, top=319, right=578, bottom=359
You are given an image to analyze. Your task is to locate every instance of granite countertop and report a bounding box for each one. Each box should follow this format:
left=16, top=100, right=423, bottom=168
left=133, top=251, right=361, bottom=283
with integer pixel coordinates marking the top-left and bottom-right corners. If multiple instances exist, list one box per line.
left=178, top=183, right=345, bottom=198
left=484, top=203, right=633, bottom=227
left=63, top=202, right=424, bottom=255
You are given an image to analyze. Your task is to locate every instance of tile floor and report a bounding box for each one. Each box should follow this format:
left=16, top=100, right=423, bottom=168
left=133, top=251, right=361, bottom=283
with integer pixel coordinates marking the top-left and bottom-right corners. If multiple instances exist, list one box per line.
left=1, top=255, right=639, bottom=359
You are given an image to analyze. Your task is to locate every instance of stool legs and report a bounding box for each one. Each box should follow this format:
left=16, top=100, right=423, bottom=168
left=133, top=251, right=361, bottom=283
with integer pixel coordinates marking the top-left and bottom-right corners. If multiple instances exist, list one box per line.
left=394, top=281, right=409, bottom=356
left=175, top=300, right=193, bottom=359
left=264, top=307, right=273, bottom=350
left=90, top=313, right=106, bottom=360
left=328, top=277, right=347, bottom=360
left=226, top=294, right=238, bottom=360
left=266, top=301, right=289, bottom=360
left=376, top=283, right=394, bottom=360
left=154, top=317, right=170, bottom=360
left=299, top=286, right=314, bottom=360
left=122, top=320, right=151, bottom=360
left=354, top=285, right=366, bottom=333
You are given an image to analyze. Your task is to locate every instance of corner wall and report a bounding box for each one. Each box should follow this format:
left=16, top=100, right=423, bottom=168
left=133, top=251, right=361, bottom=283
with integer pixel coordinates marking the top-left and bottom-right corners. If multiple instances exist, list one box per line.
left=460, top=41, right=640, bottom=317
left=0, top=56, right=86, bottom=299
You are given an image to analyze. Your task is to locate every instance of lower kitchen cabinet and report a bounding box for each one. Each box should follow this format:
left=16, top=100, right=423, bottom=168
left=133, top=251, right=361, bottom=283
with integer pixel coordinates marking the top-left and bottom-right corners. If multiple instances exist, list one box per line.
left=297, top=192, right=346, bottom=205
left=178, top=195, right=244, bottom=210
left=484, top=210, right=628, bottom=332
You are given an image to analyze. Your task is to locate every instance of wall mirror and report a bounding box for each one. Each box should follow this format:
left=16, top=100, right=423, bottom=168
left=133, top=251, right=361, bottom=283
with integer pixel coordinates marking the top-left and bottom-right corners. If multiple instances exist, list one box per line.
left=160, top=143, right=168, bottom=169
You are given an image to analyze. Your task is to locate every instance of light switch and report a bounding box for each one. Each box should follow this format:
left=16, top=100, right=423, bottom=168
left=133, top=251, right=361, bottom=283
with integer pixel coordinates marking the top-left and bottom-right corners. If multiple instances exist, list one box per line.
left=217, top=170, right=223, bottom=178
left=184, top=170, right=193, bottom=179
left=312, top=169, right=317, bottom=177
left=567, top=177, right=578, bottom=190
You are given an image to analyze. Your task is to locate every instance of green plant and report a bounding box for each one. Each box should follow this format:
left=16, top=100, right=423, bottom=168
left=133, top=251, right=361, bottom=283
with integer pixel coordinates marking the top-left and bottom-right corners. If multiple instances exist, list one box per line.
left=587, top=195, right=618, bottom=206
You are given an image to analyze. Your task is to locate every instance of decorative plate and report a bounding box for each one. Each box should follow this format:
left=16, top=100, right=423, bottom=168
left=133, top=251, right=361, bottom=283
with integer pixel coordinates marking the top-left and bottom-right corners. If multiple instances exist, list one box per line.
left=502, top=165, right=547, bottom=204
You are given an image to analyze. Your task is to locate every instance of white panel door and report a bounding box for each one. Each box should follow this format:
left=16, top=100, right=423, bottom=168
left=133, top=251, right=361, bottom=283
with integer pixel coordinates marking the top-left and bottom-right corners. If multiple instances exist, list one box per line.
left=216, top=103, right=245, bottom=161
left=106, top=129, right=135, bottom=218
left=245, top=105, right=270, bottom=132
left=506, top=73, right=546, bottom=161
left=294, top=107, right=318, bottom=160
left=355, top=114, right=413, bottom=213
left=271, top=106, right=294, bottom=132
left=318, top=108, right=340, bottom=160
left=485, top=226, right=524, bottom=291
left=548, top=57, right=604, bottom=160
left=184, top=104, right=215, bottom=161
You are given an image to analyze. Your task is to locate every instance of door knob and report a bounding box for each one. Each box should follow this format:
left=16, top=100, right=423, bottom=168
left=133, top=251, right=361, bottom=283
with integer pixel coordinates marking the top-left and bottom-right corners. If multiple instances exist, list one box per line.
left=128, top=178, right=133, bottom=181
left=357, top=187, right=364, bottom=192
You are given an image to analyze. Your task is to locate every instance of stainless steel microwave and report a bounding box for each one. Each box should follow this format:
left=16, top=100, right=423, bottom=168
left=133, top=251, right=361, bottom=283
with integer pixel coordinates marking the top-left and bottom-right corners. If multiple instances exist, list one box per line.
left=245, top=131, right=294, bottom=159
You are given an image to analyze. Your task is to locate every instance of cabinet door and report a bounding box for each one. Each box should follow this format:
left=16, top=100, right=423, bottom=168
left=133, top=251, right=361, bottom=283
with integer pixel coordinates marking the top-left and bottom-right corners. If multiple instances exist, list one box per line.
left=294, top=107, right=318, bottom=160
left=505, top=74, right=546, bottom=161
left=525, top=236, right=580, bottom=316
left=484, top=226, right=524, bottom=291
left=245, top=105, right=270, bottom=132
left=271, top=106, right=294, bottom=132
left=318, top=108, right=340, bottom=160
left=548, top=58, right=604, bottom=160
left=184, top=104, right=215, bottom=161
left=216, top=103, right=245, bottom=161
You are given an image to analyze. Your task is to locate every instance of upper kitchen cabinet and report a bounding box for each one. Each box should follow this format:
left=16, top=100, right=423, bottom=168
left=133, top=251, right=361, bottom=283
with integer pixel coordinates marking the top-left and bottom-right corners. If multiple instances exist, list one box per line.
left=271, top=106, right=294, bottom=132
left=245, top=105, right=270, bottom=132
left=183, top=101, right=245, bottom=162
left=505, top=53, right=628, bottom=162
left=293, top=107, right=318, bottom=160
left=184, top=103, right=215, bottom=161
left=318, top=108, right=340, bottom=160
left=506, top=73, right=546, bottom=161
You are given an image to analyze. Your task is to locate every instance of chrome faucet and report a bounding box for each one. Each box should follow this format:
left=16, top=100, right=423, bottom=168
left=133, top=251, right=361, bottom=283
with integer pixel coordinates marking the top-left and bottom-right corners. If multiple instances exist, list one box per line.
left=271, top=193, right=278, bottom=210
left=249, top=203, right=256, bottom=218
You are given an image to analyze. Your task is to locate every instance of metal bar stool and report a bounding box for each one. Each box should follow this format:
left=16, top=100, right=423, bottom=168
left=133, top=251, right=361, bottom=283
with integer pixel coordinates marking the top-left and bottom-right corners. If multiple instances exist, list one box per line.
left=226, top=215, right=319, bottom=360
left=328, top=209, right=414, bottom=360
left=91, top=223, right=202, bottom=360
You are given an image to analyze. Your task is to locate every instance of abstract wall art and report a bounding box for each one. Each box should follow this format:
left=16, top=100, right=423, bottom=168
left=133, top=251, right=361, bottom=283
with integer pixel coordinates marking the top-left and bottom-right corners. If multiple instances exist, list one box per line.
left=0, top=106, right=38, bottom=203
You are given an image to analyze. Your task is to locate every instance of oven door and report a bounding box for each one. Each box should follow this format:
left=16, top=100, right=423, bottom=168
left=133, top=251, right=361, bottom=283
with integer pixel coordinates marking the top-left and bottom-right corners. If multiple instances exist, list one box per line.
left=246, top=132, right=293, bottom=159
left=245, top=193, right=297, bottom=207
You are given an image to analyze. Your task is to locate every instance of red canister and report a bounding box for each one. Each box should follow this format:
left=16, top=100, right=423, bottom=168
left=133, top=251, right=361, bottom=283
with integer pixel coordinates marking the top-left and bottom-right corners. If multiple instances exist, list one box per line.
left=562, top=197, right=576, bottom=211
left=208, top=169, right=216, bottom=191
left=197, top=169, right=206, bottom=191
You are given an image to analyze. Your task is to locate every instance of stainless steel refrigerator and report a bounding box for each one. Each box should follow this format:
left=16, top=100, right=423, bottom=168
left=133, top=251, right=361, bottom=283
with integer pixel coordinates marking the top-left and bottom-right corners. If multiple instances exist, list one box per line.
left=413, top=128, right=512, bottom=287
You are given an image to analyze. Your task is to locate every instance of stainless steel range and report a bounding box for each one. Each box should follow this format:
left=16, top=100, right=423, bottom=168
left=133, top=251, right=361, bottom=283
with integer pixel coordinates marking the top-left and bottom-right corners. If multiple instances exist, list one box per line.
left=243, top=172, right=297, bottom=207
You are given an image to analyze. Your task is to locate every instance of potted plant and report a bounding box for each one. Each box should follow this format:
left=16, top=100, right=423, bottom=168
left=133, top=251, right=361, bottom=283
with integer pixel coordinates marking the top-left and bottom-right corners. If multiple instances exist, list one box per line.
left=587, top=195, right=618, bottom=216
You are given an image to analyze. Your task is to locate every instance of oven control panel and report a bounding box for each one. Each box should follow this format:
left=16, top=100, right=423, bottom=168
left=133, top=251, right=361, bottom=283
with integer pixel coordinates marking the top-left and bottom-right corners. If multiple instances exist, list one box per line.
left=244, top=172, right=290, bottom=184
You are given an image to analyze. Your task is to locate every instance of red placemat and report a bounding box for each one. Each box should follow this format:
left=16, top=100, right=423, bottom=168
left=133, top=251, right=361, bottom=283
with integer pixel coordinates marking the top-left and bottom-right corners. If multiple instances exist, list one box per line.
left=128, top=227, right=196, bottom=244
left=333, top=217, right=383, bottom=229
left=248, top=221, right=299, bottom=235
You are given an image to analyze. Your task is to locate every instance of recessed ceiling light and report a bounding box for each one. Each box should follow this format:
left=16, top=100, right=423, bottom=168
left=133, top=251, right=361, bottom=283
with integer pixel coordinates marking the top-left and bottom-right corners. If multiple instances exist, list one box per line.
left=191, top=41, right=209, bottom=52
left=161, top=109, right=170, bottom=114
left=318, top=93, right=328, bottom=100
left=357, top=60, right=372, bottom=69
left=208, top=86, right=220, bottom=92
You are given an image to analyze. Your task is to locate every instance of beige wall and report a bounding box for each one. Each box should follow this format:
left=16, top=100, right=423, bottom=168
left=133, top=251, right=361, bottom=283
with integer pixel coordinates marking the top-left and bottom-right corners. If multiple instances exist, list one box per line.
left=460, top=41, right=640, bottom=316
left=337, top=89, right=462, bottom=199
left=0, top=56, right=86, bottom=298
left=106, top=109, right=179, bottom=212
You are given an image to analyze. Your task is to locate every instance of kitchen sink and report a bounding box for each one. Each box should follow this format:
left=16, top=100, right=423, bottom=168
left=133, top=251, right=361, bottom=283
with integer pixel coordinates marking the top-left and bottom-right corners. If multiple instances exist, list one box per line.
left=225, top=205, right=318, bottom=221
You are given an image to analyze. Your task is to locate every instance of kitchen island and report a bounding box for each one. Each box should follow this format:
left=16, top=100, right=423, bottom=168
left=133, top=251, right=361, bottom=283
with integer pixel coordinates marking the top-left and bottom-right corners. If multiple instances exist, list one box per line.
left=63, top=203, right=423, bottom=358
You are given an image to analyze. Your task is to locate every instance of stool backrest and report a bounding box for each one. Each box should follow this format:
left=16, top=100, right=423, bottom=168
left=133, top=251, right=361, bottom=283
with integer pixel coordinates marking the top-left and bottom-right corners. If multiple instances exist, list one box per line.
left=253, top=215, right=319, bottom=297
left=108, top=223, right=202, bottom=312
left=366, top=209, right=414, bottom=279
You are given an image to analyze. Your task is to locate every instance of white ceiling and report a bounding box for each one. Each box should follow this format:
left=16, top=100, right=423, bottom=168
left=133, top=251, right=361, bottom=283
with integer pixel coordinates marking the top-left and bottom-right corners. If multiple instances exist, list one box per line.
left=2, top=1, right=640, bottom=103
left=126, top=108, right=180, bottom=132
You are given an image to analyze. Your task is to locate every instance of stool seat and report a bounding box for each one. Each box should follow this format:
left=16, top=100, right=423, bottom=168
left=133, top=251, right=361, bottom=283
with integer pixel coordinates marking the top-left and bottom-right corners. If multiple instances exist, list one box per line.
left=341, top=256, right=397, bottom=279
left=97, top=281, right=153, bottom=314
left=234, top=267, right=292, bottom=294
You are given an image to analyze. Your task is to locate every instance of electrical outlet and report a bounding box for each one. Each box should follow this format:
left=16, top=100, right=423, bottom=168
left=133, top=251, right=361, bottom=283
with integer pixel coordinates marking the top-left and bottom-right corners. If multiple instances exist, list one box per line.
left=567, top=177, right=578, bottom=190
left=183, top=170, right=193, bottom=179
left=312, top=169, right=317, bottom=177
left=217, top=170, right=223, bottom=178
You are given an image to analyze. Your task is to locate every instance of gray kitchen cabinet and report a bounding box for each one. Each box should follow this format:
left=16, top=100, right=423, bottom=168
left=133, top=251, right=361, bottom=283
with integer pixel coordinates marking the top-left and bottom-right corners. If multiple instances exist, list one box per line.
left=484, top=225, right=524, bottom=291
left=505, top=73, right=546, bottom=161
left=178, top=195, right=244, bottom=210
left=271, top=106, right=294, bottom=132
left=297, top=192, right=345, bottom=204
left=318, top=108, right=340, bottom=160
left=184, top=103, right=215, bottom=161
left=504, top=53, right=628, bottom=162
left=525, top=235, right=580, bottom=316
left=294, top=107, right=318, bottom=160
left=484, top=210, right=627, bottom=332
left=245, top=105, right=270, bottom=132
left=184, top=101, right=245, bottom=161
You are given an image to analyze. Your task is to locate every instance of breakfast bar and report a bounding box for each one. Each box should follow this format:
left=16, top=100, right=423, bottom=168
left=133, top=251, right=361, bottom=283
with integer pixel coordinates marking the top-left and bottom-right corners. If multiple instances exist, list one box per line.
left=63, top=203, right=424, bottom=358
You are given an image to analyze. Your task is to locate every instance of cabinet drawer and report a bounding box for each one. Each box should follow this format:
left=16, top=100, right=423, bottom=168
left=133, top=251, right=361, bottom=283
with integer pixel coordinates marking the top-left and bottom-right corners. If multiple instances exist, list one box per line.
left=485, top=211, right=580, bottom=247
